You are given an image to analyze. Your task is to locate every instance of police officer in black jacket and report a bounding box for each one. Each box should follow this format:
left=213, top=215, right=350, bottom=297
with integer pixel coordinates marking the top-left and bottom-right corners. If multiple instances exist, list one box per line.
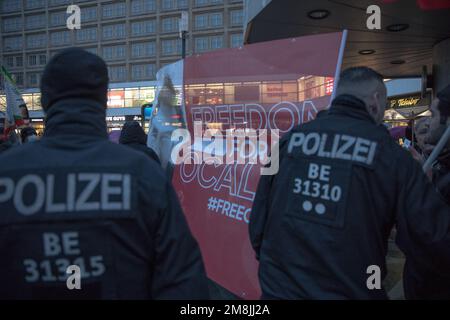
left=250, top=67, right=450, bottom=299
left=0, top=48, right=209, bottom=299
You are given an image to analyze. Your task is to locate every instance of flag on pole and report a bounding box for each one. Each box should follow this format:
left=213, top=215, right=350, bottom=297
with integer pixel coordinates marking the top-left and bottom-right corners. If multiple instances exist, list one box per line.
left=1, top=65, right=28, bottom=137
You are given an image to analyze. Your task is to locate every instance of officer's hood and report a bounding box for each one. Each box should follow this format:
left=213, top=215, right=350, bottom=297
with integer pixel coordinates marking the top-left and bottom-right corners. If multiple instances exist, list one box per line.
left=40, top=48, right=109, bottom=139
left=329, top=94, right=377, bottom=125
left=40, top=48, right=108, bottom=111
left=43, top=98, right=108, bottom=139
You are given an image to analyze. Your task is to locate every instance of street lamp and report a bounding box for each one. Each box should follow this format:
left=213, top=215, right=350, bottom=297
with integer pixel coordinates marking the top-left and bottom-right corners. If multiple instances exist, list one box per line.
left=179, top=11, right=189, bottom=59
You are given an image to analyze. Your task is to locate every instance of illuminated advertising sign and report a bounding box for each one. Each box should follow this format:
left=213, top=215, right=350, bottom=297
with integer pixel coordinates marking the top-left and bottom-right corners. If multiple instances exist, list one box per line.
left=107, top=90, right=125, bottom=108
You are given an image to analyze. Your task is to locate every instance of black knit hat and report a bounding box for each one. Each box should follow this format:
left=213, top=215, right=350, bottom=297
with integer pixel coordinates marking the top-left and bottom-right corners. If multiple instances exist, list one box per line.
left=40, top=47, right=109, bottom=111
left=437, top=84, right=450, bottom=123
left=119, top=121, right=147, bottom=145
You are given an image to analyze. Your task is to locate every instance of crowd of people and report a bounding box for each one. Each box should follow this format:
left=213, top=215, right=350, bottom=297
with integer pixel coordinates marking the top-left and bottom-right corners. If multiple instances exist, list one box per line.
left=0, top=48, right=449, bottom=299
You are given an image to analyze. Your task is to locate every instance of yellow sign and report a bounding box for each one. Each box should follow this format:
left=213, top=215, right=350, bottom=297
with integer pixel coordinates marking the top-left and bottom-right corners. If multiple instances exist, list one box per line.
left=388, top=93, right=430, bottom=110
left=397, top=97, right=420, bottom=107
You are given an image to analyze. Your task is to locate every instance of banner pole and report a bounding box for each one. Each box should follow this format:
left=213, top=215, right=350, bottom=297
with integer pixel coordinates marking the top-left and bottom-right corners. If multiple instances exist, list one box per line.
left=330, top=29, right=348, bottom=103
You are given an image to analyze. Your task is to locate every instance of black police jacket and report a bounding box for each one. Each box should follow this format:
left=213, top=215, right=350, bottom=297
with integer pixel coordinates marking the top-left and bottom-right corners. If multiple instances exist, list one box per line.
left=0, top=140, right=12, bottom=154
left=250, top=94, right=450, bottom=299
left=0, top=98, right=209, bottom=299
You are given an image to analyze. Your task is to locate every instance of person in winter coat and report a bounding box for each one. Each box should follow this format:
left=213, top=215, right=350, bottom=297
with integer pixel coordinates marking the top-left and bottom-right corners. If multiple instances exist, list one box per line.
left=119, top=121, right=160, bottom=164
left=0, top=48, right=209, bottom=300
left=250, top=67, right=450, bottom=299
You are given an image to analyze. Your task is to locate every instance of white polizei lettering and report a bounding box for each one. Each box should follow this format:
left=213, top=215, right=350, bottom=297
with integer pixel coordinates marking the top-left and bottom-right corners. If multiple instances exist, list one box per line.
left=43, top=233, right=61, bottom=256
left=123, top=174, right=131, bottom=210
left=62, top=232, right=80, bottom=255
left=302, top=133, right=320, bottom=155
left=285, top=131, right=377, bottom=165
left=14, top=175, right=45, bottom=216
left=317, top=133, right=331, bottom=157
left=75, top=173, right=100, bottom=211
left=46, top=175, right=67, bottom=213
left=67, top=174, right=76, bottom=212
left=366, top=141, right=378, bottom=165
left=331, top=134, right=341, bottom=158
left=101, top=174, right=122, bottom=210
left=2, top=173, right=133, bottom=215
left=319, top=165, right=331, bottom=182
left=335, top=135, right=355, bottom=161
left=308, top=163, right=320, bottom=179
left=43, top=232, right=80, bottom=256
left=287, top=132, right=304, bottom=153
left=0, top=177, right=14, bottom=202
left=352, top=138, right=371, bottom=163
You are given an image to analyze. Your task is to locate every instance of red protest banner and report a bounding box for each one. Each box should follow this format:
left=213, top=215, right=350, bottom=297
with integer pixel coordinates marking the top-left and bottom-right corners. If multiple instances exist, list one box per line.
left=171, top=32, right=346, bottom=299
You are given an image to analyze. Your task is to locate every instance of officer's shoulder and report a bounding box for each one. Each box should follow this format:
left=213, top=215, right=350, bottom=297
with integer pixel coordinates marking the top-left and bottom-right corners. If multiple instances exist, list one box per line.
left=97, top=142, right=168, bottom=209
left=278, top=117, right=325, bottom=144
left=0, top=142, right=40, bottom=170
left=101, top=140, right=166, bottom=183
left=101, top=140, right=162, bottom=167
left=289, top=118, right=316, bottom=133
left=286, top=116, right=327, bottom=137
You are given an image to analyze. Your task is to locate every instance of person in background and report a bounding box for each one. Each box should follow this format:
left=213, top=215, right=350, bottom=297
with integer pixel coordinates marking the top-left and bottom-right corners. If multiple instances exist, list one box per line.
left=405, top=119, right=415, bottom=147
left=20, top=126, right=38, bottom=144
left=413, top=117, right=431, bottom=156
left=108, top=130, right=121, bottom=144
left=0, top=115, right=12, bottom=154
left=426, top=84, right=450, bottom=204
left=408, top=117, right=432, bottom=165
left=119, top=121, right=160, bottom=164
left=402, top=84, right=450, bottom=300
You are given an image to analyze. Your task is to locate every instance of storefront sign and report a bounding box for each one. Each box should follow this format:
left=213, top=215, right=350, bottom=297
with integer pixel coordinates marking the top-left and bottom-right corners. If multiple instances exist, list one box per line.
left=387, top=92, right=431, bottom=117
left=388, top=92, right=431, bottom=110
left=107, top=90, right=125, bottom=108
